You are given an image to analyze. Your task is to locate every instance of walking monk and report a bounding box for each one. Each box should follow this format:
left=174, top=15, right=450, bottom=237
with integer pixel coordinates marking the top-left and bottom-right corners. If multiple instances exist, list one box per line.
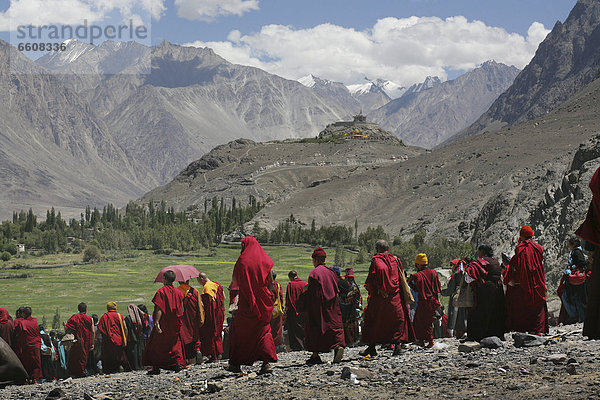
left=143, top=270, right=186, bottom=374
left=97, top=302, right=130, bottom=374
left=285, top=270, right=307, bottom=351
left=361, top=240, right=414, bottom=356
left=226, top=236, right=277, bottom=374
left=197, top=273, right=225, bottom=362
left=0, top=308, right=13, bottom=346
left=178, top=279, right=203, bottom=364
left=577, top=165, right=600, bottom=338
left=304, top=247, right=345, bottom=365
left=65, top=302, right=94, bottom=377
left=504, top=225, right=548, bottom=335
left=408, top=253, right=441, bottom=348
left=12, top=306, right=42, bottom=382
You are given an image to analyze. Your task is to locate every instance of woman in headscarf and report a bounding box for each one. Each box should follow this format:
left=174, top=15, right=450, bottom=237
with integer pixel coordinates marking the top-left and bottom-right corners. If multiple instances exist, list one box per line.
left=226, top=237, right=277, bottom=375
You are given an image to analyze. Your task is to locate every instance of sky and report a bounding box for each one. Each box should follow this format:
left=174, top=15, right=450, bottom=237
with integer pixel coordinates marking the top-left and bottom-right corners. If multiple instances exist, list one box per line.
left=0, top=0, right=578, bottom=86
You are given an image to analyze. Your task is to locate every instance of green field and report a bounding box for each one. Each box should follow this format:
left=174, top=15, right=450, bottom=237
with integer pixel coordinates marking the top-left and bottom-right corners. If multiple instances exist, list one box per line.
left=0, top=245, right=368, bottom=327
left=0, top=245, right=451, bottom=328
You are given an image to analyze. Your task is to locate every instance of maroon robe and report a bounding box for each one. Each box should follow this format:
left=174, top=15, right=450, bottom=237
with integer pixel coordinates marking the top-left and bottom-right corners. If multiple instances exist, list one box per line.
left=362, top=253, right=415, bottom=344
left=65, top=312, right=94, bottom=377
left=286, top=277, right=307, bottom=351
left=199, top=281, right=225, bottom=359
left=270, top=281, right=284, bottom=346
left=409, top=267, right=441, bottom=343
left=97, top=310, right=130, bottom=374
left=229, top=237, right=277, bottom=366
left=504, top=239, right=549, bottom=334
left=576, top=166, right=600, bottom=338
left=143, top=285, right=186, bottom=369
left=304, top=264, right=345, bottom=353
left=12, top=316, right=42, bottom=380
left=0, top=308, right=13, bottom=347
left=179, top=284, right=201, bottom=360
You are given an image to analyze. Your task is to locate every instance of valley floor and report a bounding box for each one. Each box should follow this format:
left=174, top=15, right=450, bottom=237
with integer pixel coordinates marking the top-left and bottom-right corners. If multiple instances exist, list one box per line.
left=2, top=324, right=599, bottom=399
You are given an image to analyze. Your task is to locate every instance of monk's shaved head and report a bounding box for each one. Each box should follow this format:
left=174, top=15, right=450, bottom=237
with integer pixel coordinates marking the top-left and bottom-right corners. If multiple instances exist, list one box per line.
left=199, top=272, right=208, bottom=280
left=375, top=239, right=389, bottom=252
left=163, top=270, right=176, bottom=284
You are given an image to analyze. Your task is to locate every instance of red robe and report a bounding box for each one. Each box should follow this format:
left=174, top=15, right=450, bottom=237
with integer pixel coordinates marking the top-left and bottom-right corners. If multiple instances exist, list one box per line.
left=179, top=284, right=202, bottom=360
left=199, top=281, right=225, bottom=359
left=577, top=166, right=600, bottom=338
left=504, top=239, right=548, bottom=334
left=229, top=236, right=277, bottom=366
left=286, top=277, right=308, bottom=351
left=12, top=316, right=42, bottom=380
left=98, top=310, right=130, bottom=373
left=270, top=281, right=284, bottom=346
left=304, top=264, right=345, bottom=353
left=143, top=285, right=186, bottom=369
left=362, top=253, right=415, bottom=344
left=409, top=267, right=441, bottom=343
left=0, top=308, right=13, bottom=347
left=65, top=312, right=94, bottom=377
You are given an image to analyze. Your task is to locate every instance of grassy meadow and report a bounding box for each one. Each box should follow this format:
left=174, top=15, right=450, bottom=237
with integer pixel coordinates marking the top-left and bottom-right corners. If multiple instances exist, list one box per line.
left=0, top=244, right=451, bottom=328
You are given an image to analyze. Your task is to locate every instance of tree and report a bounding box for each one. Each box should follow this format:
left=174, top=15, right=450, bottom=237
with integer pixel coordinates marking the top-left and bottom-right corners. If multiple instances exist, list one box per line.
left=0, top=251, right=10, bottom=261
left=83, top=245, right=101, bottom=262
left=334, top=243, right=346, bottom=268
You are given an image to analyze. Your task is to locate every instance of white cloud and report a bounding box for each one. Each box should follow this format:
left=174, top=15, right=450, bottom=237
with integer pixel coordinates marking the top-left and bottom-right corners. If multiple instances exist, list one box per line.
left=174, top=0, right=259, bottom=21
left=0, top=0, right=166, bottom=31
left=184, top=16, right=550, bottom=86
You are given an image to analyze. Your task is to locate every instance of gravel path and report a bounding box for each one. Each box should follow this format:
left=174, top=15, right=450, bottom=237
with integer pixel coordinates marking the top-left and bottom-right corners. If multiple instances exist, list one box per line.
left=2, top=324, right=600, bottom=400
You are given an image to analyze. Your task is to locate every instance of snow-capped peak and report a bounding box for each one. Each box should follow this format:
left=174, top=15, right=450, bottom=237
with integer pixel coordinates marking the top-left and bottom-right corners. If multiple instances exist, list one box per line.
left=298, top=74, right=317, bottom=88
left=405, top=76, right=442, bottom=95
left=374, top=79, right=406, bottom=99
left=347, top=82, right=374, bottom=96
left=36, top=39, right=96, bottom=69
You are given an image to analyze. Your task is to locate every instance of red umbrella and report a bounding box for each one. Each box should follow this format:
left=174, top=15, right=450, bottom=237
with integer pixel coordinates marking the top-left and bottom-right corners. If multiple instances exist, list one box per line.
left=153, top=264, right=200, bottom=283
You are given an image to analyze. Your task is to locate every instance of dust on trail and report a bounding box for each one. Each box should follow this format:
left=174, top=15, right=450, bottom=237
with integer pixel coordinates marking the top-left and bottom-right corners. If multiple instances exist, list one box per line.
left=2, top=324, right=599, bottom=400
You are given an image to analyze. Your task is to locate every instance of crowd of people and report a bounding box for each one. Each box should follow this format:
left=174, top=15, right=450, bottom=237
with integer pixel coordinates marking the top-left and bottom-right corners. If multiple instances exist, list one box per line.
left=1, top=165, right=599, bottom=383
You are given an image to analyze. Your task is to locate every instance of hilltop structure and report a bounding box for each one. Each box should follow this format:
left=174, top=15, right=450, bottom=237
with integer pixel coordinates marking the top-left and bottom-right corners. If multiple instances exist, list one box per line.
left=318, top=114, right=403, bottom=144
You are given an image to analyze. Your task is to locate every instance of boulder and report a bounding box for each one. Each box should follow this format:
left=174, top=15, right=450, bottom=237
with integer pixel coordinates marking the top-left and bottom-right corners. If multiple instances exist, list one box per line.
left=0, top=337, right=28, bottom=387
left=512, top=333, right=546, bottom=348
left=480, top=336, right=504, bottom=349
left=458, top=342, right=481, bottom=353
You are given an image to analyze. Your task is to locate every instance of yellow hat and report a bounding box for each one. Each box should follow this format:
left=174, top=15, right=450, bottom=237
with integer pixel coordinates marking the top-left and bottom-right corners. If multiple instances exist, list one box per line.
left=106, top=301, right=117, bottom=311
left=415, top=253, right=428, bottom=265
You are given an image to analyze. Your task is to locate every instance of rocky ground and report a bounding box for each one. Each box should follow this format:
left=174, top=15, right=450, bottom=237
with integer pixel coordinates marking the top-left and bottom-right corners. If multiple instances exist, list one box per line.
left=2, top=324, right=600, bottom=400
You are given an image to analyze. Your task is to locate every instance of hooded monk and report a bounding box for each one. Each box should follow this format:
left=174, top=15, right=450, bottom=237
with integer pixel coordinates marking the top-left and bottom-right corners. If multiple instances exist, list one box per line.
left=226, top=237, right=277, bottom=374
left=304, top=247, right=345, bottom=365
left=65, top=302, right=94, bottom=377
left=408, top=253, right=441, bottom=348
left=361, top=240, right=414, bottom=356
left=98, top=301, right=131, bottom=374
left=504, top=225, right=548, bottom=335
left=143, top=270, right=186, bottom=374
left=577, top=166, right=600, bottom=339
left=12, top=306, right=42, bottom=381
left=198, top=273, right=225, bottom=361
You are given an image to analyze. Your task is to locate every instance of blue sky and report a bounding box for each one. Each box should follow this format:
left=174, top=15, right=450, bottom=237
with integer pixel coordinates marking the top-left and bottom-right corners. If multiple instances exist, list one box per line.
left=0, top=0, right=578, bottom=85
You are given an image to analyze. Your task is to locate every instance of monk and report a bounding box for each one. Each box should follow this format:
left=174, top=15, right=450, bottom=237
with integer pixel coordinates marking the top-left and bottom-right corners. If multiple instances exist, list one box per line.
left=0, top=308, right=13, bottom=347
left=270, top=271, right=284, bottom=350
left=97, top=302, right=131, bottom=374
left=285, top=270, right=307, bottom=351
left=197, top=273, right=225, bottom=362
left=226, top=236, right=277, bottom=374
left=408, top=253, right=441, bottom=348
left=361, top=240, right=414, bottom=356
left=12, top=306, right=42, bottom=382
left=304, top=247, right=345, bottom=364
left=340, top=267, right=362, bottom=347
left=465, top=245, right=506, bottom=341
left=504, top=225, right=548, bottom=335
left=64, top=302, right=94, bottom=377
left=143, top=270, right=186, bottom=374
left=178, top=279, right=203, bottom=364
left=576, top=165, right=600, bottom=338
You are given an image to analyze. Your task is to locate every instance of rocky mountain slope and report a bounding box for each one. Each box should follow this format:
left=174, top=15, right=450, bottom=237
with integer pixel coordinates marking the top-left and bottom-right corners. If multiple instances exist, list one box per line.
left=370, top=62, right=520, bottom=148
left=38, top=41, right=354, bottom=184
left=143, top=72, right=600, bottom=277
left=0, top=40, right=150, bottom=219
left=453, top=0, right=600, bottom=143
